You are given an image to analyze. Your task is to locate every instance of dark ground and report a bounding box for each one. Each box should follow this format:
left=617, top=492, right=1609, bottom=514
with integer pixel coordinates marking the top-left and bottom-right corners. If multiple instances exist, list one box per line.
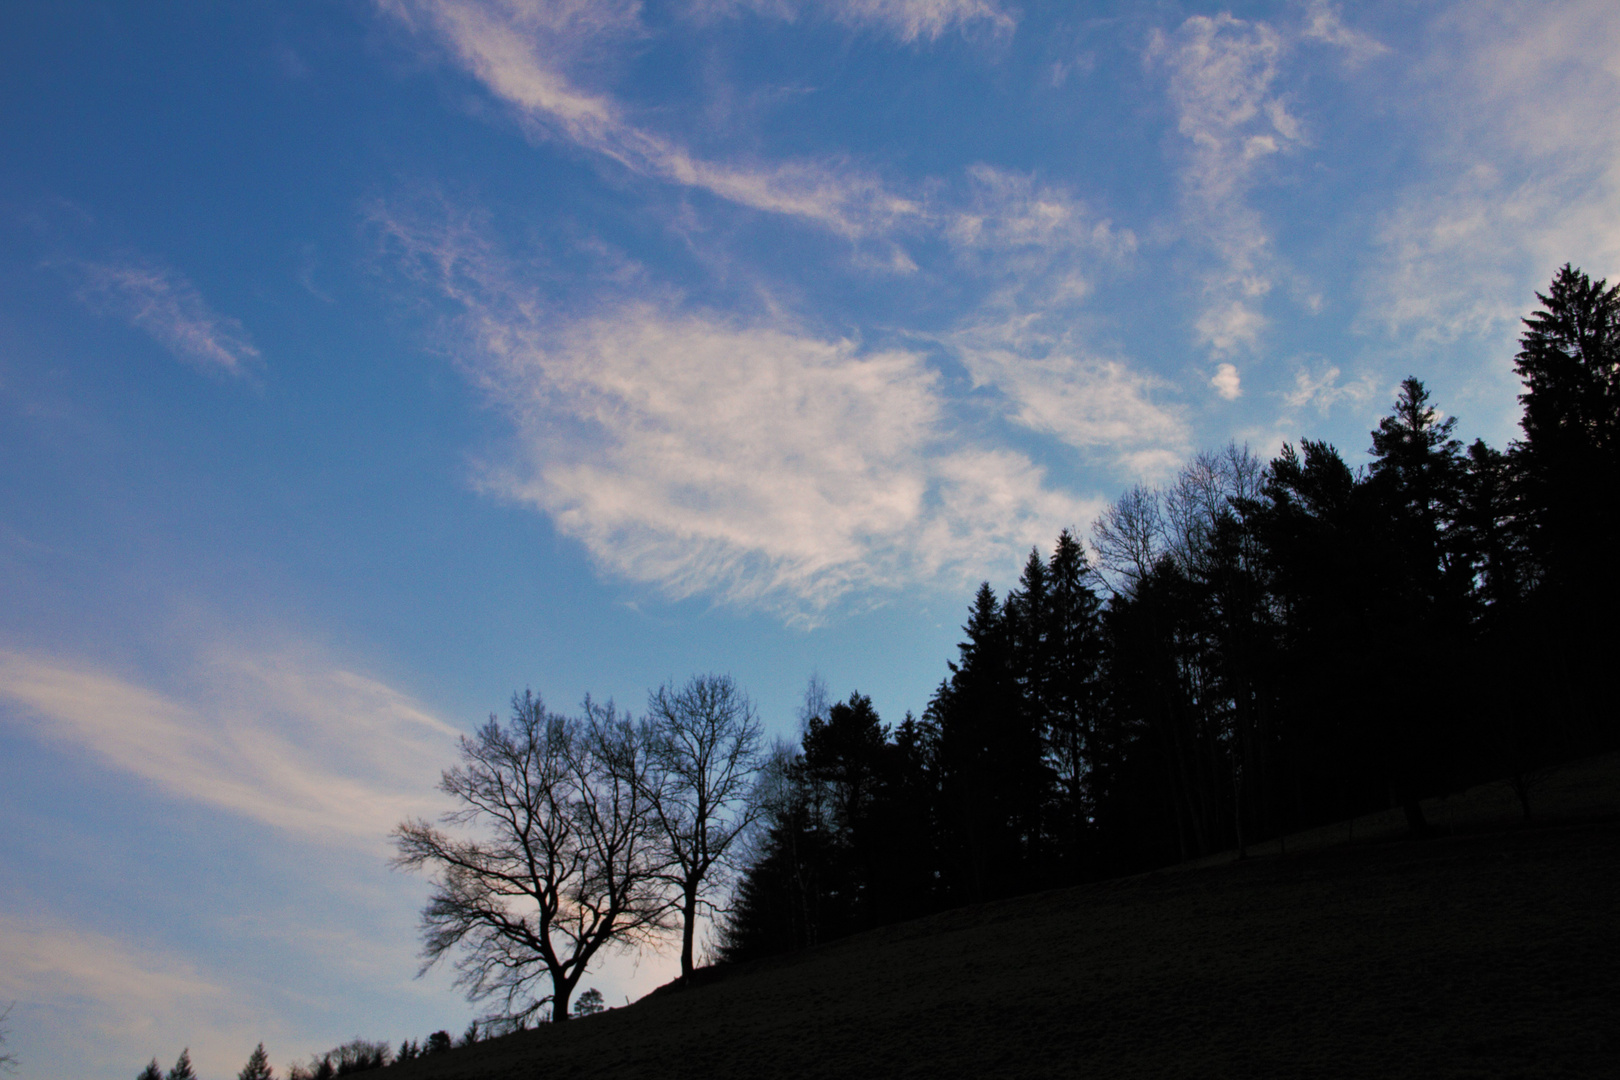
left=395, top=758, right=1620, bottom=1079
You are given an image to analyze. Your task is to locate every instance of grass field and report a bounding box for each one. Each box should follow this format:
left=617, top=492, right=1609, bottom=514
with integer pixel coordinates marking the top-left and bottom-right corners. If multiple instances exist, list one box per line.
left=393, top=756, right=1620, bottom=1079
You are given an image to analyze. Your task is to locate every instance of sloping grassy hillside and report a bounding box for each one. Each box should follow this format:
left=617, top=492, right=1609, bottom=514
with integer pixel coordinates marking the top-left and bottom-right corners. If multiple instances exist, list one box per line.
left=396, top=757, right=1620, bottom=1079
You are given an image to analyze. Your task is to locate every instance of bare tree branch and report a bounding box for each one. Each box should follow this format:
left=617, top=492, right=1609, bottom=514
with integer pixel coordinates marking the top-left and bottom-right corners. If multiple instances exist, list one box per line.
left=392, top=691, right=668, bottom=1023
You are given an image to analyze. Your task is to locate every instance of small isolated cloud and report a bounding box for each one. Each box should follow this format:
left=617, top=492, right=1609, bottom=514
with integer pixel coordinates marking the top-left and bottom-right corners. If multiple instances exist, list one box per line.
left=381, top=0, right=921, bottom=239
left=0, top=647, right=458, bottom=847
left=70, top=259, right=259, bottom=375
left=1282, top=362, right=1379, bottom=414
left=1365, top=0, right=1620, bottom=346
left=1150, top=12, right=1302, bottom=356
left=1299, top=0, right=1389, bottom=66
left=1211, top=362, right=1241, bottom=399
left=375, top=206, right=1096, bottom=621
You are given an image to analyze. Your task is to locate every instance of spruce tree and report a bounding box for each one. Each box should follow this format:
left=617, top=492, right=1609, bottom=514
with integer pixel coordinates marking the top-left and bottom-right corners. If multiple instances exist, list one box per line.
left=238, top=1042, right=273, bottom=1080
left=166, top=1050, right=197, bottom=1080
left=138, top=1060, right=163, bottom=1080
left=1513, top=265, right=1620, bottom=588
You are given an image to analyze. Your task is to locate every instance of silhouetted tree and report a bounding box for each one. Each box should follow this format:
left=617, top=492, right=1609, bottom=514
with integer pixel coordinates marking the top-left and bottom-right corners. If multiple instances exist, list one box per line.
left=1513, top=265, right=1620, bottom=585
left=393, top=692, right=668, bottom=1025
left=1041, top=530, right=1105, bottom=873
left=423, top=1032, right=452, bottom=1055
left=713, top=266, right=1618, bottom=966
left=930, top=582, right=1043, bottom=900
left=138, top=1061, right=162, bottom=1080
left=641, top=674, right=766, bottom=978
left=237, top=1042, right=273, bottom=1080
left=573, top=988, right=605, bottom=1016
left=1511, top=264, right=1620, bottom=749
left=166, top=1050, right=197, bottom=1080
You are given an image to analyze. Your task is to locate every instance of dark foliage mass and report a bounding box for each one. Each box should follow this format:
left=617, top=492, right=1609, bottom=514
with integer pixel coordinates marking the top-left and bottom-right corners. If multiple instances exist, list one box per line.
left=719, top=264, right=1620, bottom=962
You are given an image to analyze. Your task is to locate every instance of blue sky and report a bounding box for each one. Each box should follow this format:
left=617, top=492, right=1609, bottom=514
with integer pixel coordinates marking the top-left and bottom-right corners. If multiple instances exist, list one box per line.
left=2, top=1, right=1617, bottom=1075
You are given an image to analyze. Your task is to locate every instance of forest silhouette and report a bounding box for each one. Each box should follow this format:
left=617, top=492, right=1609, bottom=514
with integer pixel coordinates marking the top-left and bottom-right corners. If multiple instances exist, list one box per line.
left=718, top=263, right=1620, bottom=962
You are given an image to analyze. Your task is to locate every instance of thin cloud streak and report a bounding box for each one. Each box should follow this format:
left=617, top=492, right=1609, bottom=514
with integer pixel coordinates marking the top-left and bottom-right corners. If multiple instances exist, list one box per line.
left=70, top=258, right=259, bottom=375
left=383, top=0, right=922, bottom=239
left=0, top=648, right=458, bottom=847
left=701, top=0, right=1016, bottom=43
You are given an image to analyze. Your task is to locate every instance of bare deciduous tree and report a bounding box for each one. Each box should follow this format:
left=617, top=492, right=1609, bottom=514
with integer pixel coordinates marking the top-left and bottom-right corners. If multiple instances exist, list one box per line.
left=1092, top=484, right=1166, bottom=594
left=643, top=674, right=767, bottom=979
left=393, top=691, right=667, bottom=1024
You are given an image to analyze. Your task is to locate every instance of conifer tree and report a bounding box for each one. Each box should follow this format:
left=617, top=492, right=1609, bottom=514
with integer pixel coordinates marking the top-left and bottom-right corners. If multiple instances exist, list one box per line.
left=238, top=1042, right=273, bottom=1080
left=1513, top=266, right=1620, bottom=584
left=166, top=1049, right=197, bottom=1080
left=138, top=1060, right=163, bottom=1080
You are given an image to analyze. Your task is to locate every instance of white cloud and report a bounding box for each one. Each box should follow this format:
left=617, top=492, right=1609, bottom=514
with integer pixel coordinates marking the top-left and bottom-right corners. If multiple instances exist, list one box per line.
left=828, top=0, right=1014, bottom=41
left=1299, top=0, right=1389, bottom=66
left=946, top=314, right=1187, bottom=476
left=1365, top=0, right=1620, bottom=345
left=696, top=0, right=1015, bottom=43
left=475, top=306, right=1096, bottom=617
left=947, top=164, right=1136, bottom=264
left=1150, top=13, right=1301, bottom=356
left=0, top=647, right=458, bottom=847
left=376, top=208, right=1097, bottom=620
left=1282, top=362, right=1379, bottom=414
left=71, top=259, right=259, bottom=375
left=381, top=0, right=921, bottom=239
left=1211, top=362, right=1241, bottom=400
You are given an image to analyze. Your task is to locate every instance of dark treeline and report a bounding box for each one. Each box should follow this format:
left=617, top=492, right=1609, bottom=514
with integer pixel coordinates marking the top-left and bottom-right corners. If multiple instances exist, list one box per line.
left=720, top=264, right=1620, bottom=964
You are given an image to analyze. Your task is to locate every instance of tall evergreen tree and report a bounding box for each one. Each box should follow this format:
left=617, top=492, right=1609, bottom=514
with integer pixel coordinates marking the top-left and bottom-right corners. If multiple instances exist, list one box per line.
left=1511, top=264, right=1620, bottom=748
left=138, top=1061, right=163, bottom=1080
left=1042, top=530, right=1104, bottom=874
left=166, top=1050, right=197, bottom=1080
left=1513, top=265, right=1620, bottom=593
left=238, top=1042, right=274, bottom=1080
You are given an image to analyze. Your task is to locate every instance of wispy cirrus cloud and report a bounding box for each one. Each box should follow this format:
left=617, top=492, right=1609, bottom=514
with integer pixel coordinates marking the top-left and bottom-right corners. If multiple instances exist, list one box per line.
left=1150, top=6, right=1384, bottom=389
left=946, top=164, right=1136, bottom=286
left=69, top=258, right=259, bottom=375
left=1299, top=0, right=1389, bottom=67
left=1282, top=360, right=1380, bottom=415
left=380, top=0, right=922, bottom=239
left=700, top=0, right=1016, bottom=43
left=374, top=203, right=1100, bottom=621
left=945, top=312, right=1188, bottom=478
left=1365, top=0, right=1620, bottom=346
left=1150, top=12, right=1300, bottom=361
left=0, top=647, right=457, bottom=847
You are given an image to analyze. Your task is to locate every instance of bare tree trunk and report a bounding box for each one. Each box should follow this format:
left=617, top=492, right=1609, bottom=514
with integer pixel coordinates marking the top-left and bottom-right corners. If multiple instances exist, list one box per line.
left=552, top=972, right=574, bottom=1022
left=680, top=884, right=699, bottom=978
